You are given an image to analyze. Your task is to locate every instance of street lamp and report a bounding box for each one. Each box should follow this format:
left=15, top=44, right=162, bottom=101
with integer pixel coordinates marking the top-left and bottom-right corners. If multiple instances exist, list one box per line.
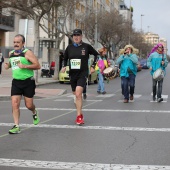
left=129, top=0, right=132, bottom=44
left=147, top=26, right=150, bottom=33
left=141, top=14, right=144, bottom=32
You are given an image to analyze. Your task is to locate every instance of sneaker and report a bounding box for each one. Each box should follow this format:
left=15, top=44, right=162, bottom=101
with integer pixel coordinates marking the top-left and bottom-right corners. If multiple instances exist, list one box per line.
left=83, top=93, right=87, bottom=100
left=153, top=96, right=156, bottom=101
left=75, top=114, right=84, bottom=125
left=33, top=109, right=40, bottom=125
left=9, top=125, right=21, bottom=134
left=101, top=91, right=106, bottom=94
left=97, top=91, right=101, bottom=94
left=157, top=98, right=163, bottom=103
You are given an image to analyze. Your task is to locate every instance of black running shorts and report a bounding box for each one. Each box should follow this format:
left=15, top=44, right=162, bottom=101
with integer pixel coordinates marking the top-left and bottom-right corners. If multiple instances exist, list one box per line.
left=11, top=77, right=36, bottom=98
left=70, top=76, right=87, bottom=92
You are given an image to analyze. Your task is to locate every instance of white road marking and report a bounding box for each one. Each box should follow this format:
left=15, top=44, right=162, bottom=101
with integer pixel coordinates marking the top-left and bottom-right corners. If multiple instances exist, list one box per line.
left=134, top=94, right=142, bottom=98
left=54, top=99, right=71, bottom=101
left=20, top=107, right=170, bottom=113
left=96, top=94, right=115, bottom=97
left=1, top=123, right=170, bottom=132
left=118, top=100, right=134, bottom=103
left=0, top=158, right=169, bottom=170
left=150, top=100, right=167, bottom=103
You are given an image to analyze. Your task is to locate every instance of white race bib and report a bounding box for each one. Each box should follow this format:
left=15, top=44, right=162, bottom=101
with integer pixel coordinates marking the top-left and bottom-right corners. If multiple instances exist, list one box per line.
left=70, top=59, right=81, bottom=69
left=11, top=57, right=21, bottom=70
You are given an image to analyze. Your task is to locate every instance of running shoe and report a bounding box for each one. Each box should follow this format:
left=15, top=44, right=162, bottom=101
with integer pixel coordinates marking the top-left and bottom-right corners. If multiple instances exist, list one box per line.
left=33, top=109, right=40, bottom=125
left=75, top=114, right=84, bottom=125
left=9, top=125, right=21, bottom=134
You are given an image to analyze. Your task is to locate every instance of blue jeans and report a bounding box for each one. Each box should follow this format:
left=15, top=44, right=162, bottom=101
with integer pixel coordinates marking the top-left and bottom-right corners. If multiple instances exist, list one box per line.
left=121, top=74, right=136, bottom=100
left=97, top=72, right=105, bottom=93
left=152, top=78, right=163, bottom=98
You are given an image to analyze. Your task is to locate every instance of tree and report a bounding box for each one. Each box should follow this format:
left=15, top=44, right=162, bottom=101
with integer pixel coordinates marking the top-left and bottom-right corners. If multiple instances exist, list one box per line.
left=1, top=0, right=60, bottom=82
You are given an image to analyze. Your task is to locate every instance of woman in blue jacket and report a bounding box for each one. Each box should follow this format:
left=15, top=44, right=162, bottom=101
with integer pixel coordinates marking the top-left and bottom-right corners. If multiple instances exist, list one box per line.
left=116, top=45, right=138, bottom=103
left=147, top=43, right=168, bottom=102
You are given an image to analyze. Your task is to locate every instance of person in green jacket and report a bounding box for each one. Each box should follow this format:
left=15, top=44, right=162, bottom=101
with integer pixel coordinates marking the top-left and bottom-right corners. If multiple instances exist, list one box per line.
left=4, top=34, right=41, bottom=134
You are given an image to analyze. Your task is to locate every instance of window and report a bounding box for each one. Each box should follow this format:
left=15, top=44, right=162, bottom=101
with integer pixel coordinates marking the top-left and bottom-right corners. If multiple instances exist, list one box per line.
left=76, top=3, right=80, bottom=10
left=106, top=0, right=110, bottom=6
left=76, top=20, right=79, bottom=28
left=81, top=5, right=85, bottom=13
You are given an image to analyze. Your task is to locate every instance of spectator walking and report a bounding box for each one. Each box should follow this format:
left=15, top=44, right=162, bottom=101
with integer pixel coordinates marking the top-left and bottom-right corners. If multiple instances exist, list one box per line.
left=147, top=43, right=168, bottom=102
left=0, top=49, right=4, bottom=76
left=95, top=47, right=110, bottom=94
left=116, top=44, right=138, bottom=103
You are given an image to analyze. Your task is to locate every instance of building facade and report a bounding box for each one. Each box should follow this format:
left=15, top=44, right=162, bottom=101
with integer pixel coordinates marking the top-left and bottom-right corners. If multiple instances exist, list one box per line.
left=144, top=32, right=167, bottom=54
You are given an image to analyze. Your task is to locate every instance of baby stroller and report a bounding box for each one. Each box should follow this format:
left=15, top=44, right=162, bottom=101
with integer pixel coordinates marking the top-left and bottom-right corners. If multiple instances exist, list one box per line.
left=41, top=62, right=52, bottom=78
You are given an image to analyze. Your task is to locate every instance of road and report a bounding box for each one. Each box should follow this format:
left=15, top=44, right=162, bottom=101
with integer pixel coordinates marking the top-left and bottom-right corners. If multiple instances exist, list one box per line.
left=0, top=66, right=170, bottom=170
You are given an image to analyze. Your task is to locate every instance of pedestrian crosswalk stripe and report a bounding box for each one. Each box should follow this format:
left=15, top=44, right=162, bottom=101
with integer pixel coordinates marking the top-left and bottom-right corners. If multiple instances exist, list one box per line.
left=54, top=99, right=71, bottom=101
left=0, top=158, right=169, bottom=170
left=1, top=123, right=170, bottom=132
left=19, top=107, right=170, bottom=113
left=96, top=94, right=115, bottom=97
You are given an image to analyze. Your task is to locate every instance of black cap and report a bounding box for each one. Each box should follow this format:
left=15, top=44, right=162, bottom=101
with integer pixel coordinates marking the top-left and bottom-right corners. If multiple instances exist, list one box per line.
left=73, top=29, right=82, bottom=35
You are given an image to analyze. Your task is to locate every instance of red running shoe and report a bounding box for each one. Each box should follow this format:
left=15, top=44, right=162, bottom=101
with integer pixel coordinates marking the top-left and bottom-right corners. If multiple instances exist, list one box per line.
left=75, top=114, right=84, bottom=125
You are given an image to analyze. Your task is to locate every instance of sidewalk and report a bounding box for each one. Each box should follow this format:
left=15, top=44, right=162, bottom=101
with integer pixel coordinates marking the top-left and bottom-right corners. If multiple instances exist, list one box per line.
left=0, top=67, right=67, bottom=98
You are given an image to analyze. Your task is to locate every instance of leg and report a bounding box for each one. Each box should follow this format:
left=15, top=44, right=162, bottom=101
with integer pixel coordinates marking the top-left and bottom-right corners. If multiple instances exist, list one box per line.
left=157, top=79, right=163, bottom=102
left=122, top=76, right=129, bottom=102
left=98, top=72, right=105, bottom=93
left=152, top=78, right=157, bottom=100
left=97, top=73, right=101, bottom=93
left=0, top=63, right=2, bottom=74
left=24, top=97, right=36, bottom=113
left=121, top=79, right=124, bottom=95
left=72, top=76, right=86, bottom=125
left=129, top=74, right=136, bottom=100
left=11, top=95, right=22, bottom=125
left=24, top=96, right=40, bottom=125
left=75, top=86, right=83, bottom=116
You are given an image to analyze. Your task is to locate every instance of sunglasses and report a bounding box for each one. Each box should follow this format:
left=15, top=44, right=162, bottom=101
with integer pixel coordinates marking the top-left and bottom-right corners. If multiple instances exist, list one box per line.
left=73, top=34, right=81, bottom=36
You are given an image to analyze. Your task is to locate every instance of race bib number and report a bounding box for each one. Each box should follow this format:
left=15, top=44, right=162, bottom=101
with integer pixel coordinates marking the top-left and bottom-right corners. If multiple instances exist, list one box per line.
left=70, top=59, right=81, bottom=69
left=11, top=57, right=20, bottom=70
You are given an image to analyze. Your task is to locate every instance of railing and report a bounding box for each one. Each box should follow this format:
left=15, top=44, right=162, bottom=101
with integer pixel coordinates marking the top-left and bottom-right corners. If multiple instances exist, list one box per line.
left=0, top=14, right=14, bottom=30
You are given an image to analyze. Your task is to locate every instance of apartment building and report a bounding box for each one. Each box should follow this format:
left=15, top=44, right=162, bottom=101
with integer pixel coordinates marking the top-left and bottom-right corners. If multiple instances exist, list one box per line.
left=144, top=32, right=167, bottom=54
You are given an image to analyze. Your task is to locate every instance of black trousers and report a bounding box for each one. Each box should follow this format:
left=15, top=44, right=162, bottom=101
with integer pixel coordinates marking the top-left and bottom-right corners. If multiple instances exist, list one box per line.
left=0, top=62, right=2, bottom=74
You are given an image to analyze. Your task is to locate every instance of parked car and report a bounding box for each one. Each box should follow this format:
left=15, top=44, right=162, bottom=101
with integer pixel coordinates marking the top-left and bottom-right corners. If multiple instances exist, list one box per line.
left=139, top=59, right=148, bottom=69
left=59, top=57, right=98, bottom=84
left=137, top=62, right=142, bottom=72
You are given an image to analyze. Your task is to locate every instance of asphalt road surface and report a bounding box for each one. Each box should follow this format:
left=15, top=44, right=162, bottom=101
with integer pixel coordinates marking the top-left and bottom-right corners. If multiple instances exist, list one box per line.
left=1, top=66, right=170, bottom=170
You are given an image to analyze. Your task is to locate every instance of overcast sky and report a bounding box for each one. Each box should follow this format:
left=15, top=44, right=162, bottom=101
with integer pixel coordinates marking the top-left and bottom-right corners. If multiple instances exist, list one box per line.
left=124, top=0, right=170, bottom=55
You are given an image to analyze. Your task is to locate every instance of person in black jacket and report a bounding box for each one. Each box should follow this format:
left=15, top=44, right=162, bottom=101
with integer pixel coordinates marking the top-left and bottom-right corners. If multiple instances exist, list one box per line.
left=0, top=49, right=4, bottom=75
left=61, top=28, right=98, bottom=125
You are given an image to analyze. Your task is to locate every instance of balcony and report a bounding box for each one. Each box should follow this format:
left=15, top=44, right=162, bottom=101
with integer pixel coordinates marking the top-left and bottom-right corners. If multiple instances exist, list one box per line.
left=0, top=14, right=14, bottom=31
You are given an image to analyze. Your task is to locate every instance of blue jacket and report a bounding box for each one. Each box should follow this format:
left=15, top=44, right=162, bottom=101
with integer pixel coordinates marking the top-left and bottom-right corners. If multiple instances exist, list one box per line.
left=147, top=52, right=168, bottom=76
left=116, top=53, right=138, bottom=77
